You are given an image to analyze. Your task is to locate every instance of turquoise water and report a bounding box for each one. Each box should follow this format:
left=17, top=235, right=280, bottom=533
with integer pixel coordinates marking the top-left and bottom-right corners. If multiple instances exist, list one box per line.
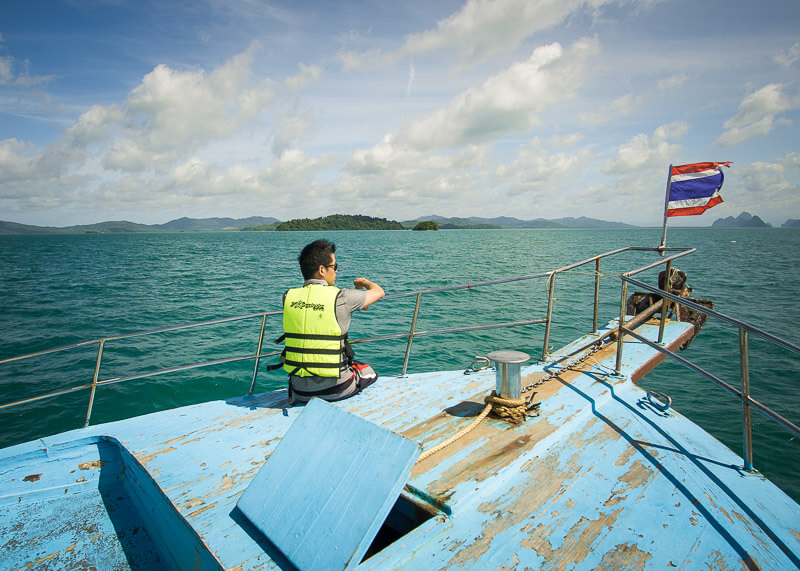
left=1, top=228, right=798, bottom=502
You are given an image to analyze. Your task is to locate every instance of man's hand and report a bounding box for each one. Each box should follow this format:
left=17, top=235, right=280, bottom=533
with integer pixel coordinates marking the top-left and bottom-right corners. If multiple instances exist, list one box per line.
left=353, top=278, right=385, bottom=309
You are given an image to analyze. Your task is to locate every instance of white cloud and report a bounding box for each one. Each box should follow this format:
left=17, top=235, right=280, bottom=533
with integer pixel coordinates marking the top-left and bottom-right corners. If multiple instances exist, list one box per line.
left=285, top=63, right=323, bottom=90
left=346, top=134, right=411, bottom=176
left=548, top=133, right=584, bottom=148
left=271, top=114, right=312, bottom=157
left=0, top=56, right=12, bottom=85
left=3, top=1, right=798, bottom=226
left=778, top=151, right=800, bottom=170
left=336, top=48, right=370, bottom=72
left=103, top=139, right=154, bottom=172
left=657, top=73, right=689, bottom=92
left=33, top=45, right=276, bottom=177
left=109, top=47, right=274, bottom=172
left=603, top=121, right=688, bottom=174
left=337, top=142, right=494, bottom=214
left=13, top=146, right=339, bottom=217
left=68, top=105, right=125, bottom=147
left=400, top=0, right=592, bottom=68
left=579, top=93, right=643, bottom=125
left=716, top=83, right=798, bottom=147
left=653, top=121, right=690, bottom=141
left=736, top=162, right=790, bottom=197
left=0, top=139, right=38, bottom=186
left=773, top=41, right=800, bottom=68
left=339, top=128, right=601, bottom=218
left=718, top=159, right=799, bottom=225
left=0, top=49, right=55, bottom=87
left=497, top=137, right=593, bottom=198
left=263, top=148, right=337, bottom=187
left=397, top=38, right=600, bottom=151
left=0, top=45, right=306, bottom=214
left=339, top=0, right=615, bottom=70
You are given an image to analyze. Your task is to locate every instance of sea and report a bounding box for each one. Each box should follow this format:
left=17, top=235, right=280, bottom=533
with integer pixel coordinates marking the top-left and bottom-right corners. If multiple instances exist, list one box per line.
left=1, top=227, right=798, bottom=502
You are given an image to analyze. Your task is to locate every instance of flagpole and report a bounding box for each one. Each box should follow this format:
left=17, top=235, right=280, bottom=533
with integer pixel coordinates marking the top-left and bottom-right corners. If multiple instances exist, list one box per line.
left=658, top=163, right=673, bottom=253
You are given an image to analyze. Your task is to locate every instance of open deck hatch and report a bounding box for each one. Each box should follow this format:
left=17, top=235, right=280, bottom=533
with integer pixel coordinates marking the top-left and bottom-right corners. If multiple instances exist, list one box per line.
left=236, top=398, right=422, bottom=570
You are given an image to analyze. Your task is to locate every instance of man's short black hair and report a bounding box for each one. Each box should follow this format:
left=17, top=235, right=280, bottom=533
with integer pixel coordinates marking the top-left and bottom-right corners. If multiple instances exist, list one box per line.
left=298, top=239, right=336, bottom=280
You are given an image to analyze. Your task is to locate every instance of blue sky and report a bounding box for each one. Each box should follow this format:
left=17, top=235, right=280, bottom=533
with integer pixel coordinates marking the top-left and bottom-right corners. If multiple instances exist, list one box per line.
left=1, top=0, right=798, bottom=227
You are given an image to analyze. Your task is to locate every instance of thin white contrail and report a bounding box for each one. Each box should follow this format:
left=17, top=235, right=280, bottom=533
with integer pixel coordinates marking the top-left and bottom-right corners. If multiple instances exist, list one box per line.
left=406, top=60, right=415, bottom=99
left=400, top=60, right=415, bottom=122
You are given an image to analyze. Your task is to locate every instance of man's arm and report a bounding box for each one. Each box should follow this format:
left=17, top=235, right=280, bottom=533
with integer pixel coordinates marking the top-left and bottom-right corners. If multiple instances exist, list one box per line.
left=353, top=278, right=385, bottom=309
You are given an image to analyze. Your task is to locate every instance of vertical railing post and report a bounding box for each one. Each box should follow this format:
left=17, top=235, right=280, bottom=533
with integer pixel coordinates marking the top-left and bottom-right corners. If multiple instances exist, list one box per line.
left=739, top=329, right=755, bottom=472
left=84, top=339, right=105, bottom=428
left=615, top=279, right=628, bottom=375
left=400, top=293, right=422, bottom=377
left=658, top=260, right=672, bottom=343
left=541, top=271, right=557, bottom=361
left=592, top=259, right=601, bottom=334
left=249, top=313, right=268, bottom=395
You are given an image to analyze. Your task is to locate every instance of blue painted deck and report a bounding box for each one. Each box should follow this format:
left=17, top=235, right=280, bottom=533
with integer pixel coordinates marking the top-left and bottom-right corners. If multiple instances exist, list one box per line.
left=237, top=398, right=420, bottom=570
left=2, top=318, right=799, bottom=569
left=1, top=435, right=220, bottom=569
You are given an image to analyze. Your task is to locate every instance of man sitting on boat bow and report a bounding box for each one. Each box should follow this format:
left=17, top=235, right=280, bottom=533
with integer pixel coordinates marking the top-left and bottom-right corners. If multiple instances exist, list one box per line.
left=278, top=239, right=384, bottom=403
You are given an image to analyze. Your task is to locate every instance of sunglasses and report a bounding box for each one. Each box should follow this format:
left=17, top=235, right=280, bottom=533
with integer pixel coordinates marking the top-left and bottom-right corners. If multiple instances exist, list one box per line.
left=324, top=263, right=338, bottom=271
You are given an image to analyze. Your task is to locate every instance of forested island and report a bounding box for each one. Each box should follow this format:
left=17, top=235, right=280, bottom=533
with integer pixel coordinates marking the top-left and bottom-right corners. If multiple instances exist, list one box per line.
left=413, top=221, right=439, bottom=231
left=5, top=213, right=797, bottom=235
left=272, top=214, right=404, bottom=231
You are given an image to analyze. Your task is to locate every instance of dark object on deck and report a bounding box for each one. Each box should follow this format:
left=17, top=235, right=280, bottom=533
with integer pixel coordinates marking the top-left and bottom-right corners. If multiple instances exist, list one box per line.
left=627, top=268, right=714, bottom=349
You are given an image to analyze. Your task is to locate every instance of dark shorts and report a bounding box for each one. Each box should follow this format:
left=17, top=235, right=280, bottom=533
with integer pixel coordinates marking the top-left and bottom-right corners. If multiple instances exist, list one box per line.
left=289, top=361, right=378, bottom=403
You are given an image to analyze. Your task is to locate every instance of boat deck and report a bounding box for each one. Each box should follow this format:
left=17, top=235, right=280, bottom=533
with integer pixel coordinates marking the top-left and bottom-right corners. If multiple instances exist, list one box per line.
left=2, top=318, right=799, bottom=569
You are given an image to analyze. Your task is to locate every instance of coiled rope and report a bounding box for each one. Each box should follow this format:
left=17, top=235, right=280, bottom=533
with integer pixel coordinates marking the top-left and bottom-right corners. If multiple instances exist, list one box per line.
left=416, top=341, right=605, bottom=464
left=484, top=392, right=528, bottom=423
left=415, top=270, right=621, bottom=465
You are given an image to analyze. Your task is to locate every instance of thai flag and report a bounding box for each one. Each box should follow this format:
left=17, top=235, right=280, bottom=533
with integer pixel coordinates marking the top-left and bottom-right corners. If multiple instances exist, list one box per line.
left=666, top=162, right=731, bottom=217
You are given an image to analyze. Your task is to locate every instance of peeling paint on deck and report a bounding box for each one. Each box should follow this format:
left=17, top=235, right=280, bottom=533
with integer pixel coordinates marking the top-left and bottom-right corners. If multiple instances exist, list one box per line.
left=1, top=318, right=798, bottom=570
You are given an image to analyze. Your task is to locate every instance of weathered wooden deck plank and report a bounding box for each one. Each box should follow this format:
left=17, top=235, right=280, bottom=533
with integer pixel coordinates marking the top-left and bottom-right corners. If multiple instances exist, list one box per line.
left=3, top=318, right=798, bottom=569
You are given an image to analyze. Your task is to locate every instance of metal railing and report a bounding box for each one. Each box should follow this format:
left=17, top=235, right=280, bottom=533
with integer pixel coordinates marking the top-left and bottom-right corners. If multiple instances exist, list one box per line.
left=0, top=246, right=692, bottom=425
left=2, top=244, right=798, bottom=474
left=615, top=275, right=800, bottom=472
left=0, top=246, right=681, bottom=425
left=0, top=311, right=282, bottom=427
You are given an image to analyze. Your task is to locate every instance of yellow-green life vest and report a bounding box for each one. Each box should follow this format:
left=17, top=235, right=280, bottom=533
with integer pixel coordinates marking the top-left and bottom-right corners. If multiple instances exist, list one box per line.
left=282, top=285, right=348, bottom=377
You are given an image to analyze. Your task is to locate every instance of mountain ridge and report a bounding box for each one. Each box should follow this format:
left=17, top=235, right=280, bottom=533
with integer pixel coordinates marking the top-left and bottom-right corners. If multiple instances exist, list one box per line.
left=0, top=215, right=634, bottom=234
left=711, top=212, right=771, bottom=228
left=404, top=215, right=636, bottom=229
left=2, top=212, right=793, bottom=234
left=0, top=217, right=280, bottom=234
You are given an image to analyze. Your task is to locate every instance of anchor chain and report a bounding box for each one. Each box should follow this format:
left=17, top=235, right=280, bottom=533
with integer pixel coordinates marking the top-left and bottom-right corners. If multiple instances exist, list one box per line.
left=516, top=340, right=605, bottom=418
left=478, top=340, right=606, bottom=421
left=521, top=340, right=604, bottom=394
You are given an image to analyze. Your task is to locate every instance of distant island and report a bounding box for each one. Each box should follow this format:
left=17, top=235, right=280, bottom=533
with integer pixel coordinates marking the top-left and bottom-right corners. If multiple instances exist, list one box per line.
left=413, top=221, right=438, bottom=231
left=711, top=212, right=771, bottom=228
left=0, top=214, right=635, bottom=234
left=158, top=216, right=280, bottom=231
left=274, top=214, right=404, bottom=231
left=401, top=215, right=636, bottom=229
left=3, top=212, right=797, bottom=235
left=0, top=216, right=279, bottom=235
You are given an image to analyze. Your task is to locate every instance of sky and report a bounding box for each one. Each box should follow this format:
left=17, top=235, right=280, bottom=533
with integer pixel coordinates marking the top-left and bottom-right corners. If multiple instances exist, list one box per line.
left=1, top=0, right=798, bottom=227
